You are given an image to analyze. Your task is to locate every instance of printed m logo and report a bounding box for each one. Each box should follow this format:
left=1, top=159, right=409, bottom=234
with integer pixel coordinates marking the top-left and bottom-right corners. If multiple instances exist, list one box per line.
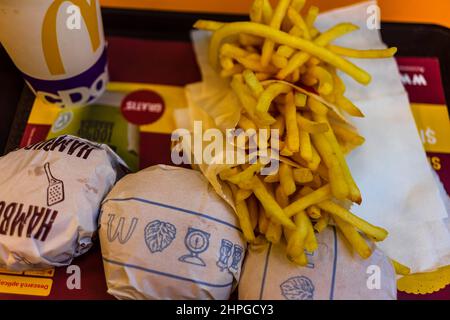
left=106, top=214, right=138, bottom=244
left=42, top=0, right=101, bottom=75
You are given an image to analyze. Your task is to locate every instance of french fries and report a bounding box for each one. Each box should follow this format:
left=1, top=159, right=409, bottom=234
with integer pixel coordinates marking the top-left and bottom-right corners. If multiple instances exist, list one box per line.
left=250, top=0, right=264, bottom=23
left=313, top=111, right=362, bottom=203
left=294, top=92, right=307, bottom=107
left=391, top=259, right=411, bottom=276
left=317, top=200, right=388, bottom=241
left=279, top=162, right=296, bottom=196
left=304, top=217, right=318, bottom=252
left=328, top=44, right=398, bottom=59
left=260, top=0, right=291, bottom=67
left=251, top=176, right=296, bottom=229
left=258, top=205, right=270, bottom=234
left=311, top=132, right=350, bottom=199
left=247, top=195, right=259, bottom=230
left=226, top=162, right=265, bottom=184
left=334, top=215, right=372, bottom=259
left=256, top=83, right=291, bottom=113
left=286, top=211, right=309, bottom=263
left=284, top=184, right=331, bottom=217
left=314, top=212, right=329, bottom=233
left=229, top=183, right=256, bottom=242
left=296, top=114, right=329, bottom=134
left=243, top=69, right=265, bottom=97
left=236, top=188, right=253, bottom=201
left=299, top=130, right=312, bottom=161
left=193, top=0, right=395, bottom=264
left=284, top=92, right=299, bottom=153
left=293, top=167, right=313, bottom=183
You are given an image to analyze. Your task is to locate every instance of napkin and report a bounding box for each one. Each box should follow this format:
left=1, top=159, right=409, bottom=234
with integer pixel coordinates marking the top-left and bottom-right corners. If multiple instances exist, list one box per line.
left=185, top=1, right=450, bottom=273
left=315, top=1, right=450, bottom=272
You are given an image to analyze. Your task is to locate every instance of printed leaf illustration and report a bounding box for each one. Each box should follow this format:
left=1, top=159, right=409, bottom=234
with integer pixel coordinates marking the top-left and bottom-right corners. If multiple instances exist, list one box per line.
left=280, top=276, right=314, bottom=300
left=144, top=220, right=177, bottom=253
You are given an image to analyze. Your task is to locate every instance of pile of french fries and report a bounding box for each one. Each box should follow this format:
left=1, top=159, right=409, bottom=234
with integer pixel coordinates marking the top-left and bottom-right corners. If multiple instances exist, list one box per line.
left=194, top=0, right=395, bottom=265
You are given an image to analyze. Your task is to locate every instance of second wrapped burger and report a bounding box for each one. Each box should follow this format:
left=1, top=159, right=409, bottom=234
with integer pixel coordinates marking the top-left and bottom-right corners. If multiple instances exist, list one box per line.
left=99, top=165, right=246, bottom=300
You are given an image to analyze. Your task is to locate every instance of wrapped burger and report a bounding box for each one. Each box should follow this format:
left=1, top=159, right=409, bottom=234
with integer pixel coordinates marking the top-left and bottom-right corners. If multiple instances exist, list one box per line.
left=0, top=135, right=126, bottom=270
left=239, top=228, right=397, bottom=300
left=99, top=165, right=245, bottom=300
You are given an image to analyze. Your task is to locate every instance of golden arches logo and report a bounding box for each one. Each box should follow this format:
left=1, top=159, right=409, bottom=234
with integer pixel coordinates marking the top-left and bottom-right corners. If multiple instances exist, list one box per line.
left=42, top=0, right=100, bottom=75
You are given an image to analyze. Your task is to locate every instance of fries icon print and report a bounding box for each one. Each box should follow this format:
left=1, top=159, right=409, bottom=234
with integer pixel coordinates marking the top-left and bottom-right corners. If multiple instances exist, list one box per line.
left=44, top=162, right=65, bottom=206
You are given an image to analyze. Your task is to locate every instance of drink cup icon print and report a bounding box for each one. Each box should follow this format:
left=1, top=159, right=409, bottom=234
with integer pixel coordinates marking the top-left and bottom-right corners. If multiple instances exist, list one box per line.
left=229, top=244, right=243, bottom=273
left=44, top=162, right=65, bottom=206
left=179, top=227, right=210, bottom=267
left=217, top=239, right=233, bottom=271
left=216, top=240, right=243, bottom=273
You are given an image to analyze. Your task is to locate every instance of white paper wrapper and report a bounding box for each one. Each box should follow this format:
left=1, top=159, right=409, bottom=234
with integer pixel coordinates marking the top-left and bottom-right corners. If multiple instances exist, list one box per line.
left=0, top=135, right=125, bottom=270
left=315, top=1, right=450, bottom=273
left=239, top=228, right=397, bottom=300
left=99, top=165, right=246, bottom=300
left=187, top=0, right=450, bottom=273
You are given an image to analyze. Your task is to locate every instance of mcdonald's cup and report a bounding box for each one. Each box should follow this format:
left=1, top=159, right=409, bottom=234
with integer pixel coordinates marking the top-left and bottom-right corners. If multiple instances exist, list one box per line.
left=0, top=0, right=108, bottom=107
